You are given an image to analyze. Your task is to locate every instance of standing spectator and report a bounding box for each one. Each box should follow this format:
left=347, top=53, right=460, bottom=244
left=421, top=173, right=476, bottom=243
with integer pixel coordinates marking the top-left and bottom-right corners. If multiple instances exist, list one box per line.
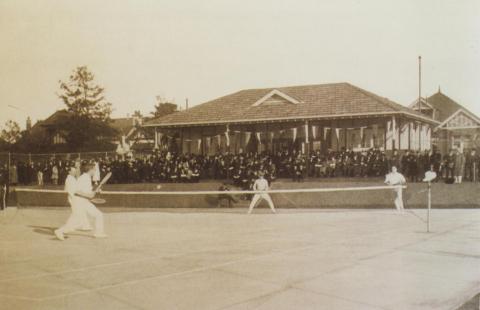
left=465, top=149, right=479, bottom=182
left=444, top=150, right=455, bottom=181
left=429, top=149, right=442, bottom=178
left=9, top=163, right=18, bottom=186
left=37, top=168, right=44, bottom=186
left=93, top=160, right=101, bottom=185
left=388, top=150, right=401, bottom=171
left=407, top=151, right=418, bottom=182
left=51, top=164, right=59, bottom=185
left=454, top=149, right=466, bottom=184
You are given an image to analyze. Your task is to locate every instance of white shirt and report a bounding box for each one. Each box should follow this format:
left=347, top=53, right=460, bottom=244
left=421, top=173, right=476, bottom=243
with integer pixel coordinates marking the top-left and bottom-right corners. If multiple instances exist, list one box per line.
left=385, top=172, right=406, bottom=186
left=64, top=175, right=77, bottom=199
left=253, top=178, right=269, bottom=191
left=76, top=173, right=93, bottom=201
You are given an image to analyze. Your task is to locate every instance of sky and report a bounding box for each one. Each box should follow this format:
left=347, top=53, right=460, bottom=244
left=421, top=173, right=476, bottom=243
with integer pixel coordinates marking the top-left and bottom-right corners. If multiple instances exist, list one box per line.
left=1, top=0, right=479, bottom=129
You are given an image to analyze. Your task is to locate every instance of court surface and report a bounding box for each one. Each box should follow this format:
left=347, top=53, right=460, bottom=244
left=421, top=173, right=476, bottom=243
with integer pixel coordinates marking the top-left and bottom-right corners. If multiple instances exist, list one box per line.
left=1, top=207, right=479, bottom=310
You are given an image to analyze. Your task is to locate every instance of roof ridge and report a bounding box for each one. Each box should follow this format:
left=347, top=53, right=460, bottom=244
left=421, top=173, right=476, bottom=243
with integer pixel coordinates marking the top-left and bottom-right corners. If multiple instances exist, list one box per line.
left=428, top=91, right=479, bottom=119
left=240, top=82, right=348, bottom=92
left=345, top=83, right=427, bottom=117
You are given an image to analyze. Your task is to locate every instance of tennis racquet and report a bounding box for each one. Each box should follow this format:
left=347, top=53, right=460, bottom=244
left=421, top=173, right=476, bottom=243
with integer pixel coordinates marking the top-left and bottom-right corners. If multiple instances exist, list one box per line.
left=91, top=197, right=107, bottom=204
left=95, top=172, right=112, bottom=192
left=91, top=172, right=112, bottom=204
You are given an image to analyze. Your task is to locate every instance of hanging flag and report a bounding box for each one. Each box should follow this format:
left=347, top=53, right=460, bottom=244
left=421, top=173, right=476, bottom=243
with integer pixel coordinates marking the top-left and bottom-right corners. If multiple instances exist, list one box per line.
left=197, top=139, right=202, bottom=151
left=324, top=127, right=329, bottom=140
left=392, top=117, right=396, bottom=138
left=372, top=124, right=378, bottom=137
left=292, top=127, right=297, bottom=142
left=245, top=132, right=251, bottom=145
left=312, top=125, right=317, bottom=140
left=360, top=127, right=364, bottom=140
left=335, top=128, right=340, bottom=140
left=206, top=137, right=211, bottom=149
left=256, top=132, right=261, bottom=144
left=217, top=135, right=221, bottom=146
left=270, top=131, right=274, bottom=143
left=304, top=124, right=309, bottom=143
left=225, top=131, right=230, bottom=146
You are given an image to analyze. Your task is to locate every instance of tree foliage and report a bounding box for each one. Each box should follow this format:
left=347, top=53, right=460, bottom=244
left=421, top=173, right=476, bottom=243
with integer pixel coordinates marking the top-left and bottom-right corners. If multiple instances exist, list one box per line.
left=57, top=66, right=117, bottom=150
left=151, top=97, right=177, bottom=118
left=58, top=66, right=112, bottom=121
left=1, top=120, right=22, bottom=144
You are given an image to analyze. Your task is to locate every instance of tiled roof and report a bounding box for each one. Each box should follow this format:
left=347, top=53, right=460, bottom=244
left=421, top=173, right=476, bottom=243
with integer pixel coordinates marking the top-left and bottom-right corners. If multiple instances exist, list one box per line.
left=110, top=118, right=135, bottom=135
left=145, top=82, right=435, bottom=127
left=425, top=91, right=478, bottom=122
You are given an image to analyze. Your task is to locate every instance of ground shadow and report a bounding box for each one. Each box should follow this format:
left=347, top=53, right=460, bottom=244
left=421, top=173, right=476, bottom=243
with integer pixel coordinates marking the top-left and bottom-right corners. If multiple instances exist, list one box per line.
left=28, top=225, right=56, bottom=236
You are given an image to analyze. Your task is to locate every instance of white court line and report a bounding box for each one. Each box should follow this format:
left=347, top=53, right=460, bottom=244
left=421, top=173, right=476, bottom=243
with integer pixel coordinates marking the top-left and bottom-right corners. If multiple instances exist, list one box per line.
left=0, top=208, right=440, bottom=303
left=38, top=243, right=319, bottom=301
left=35, top=214, right=433, bottom=302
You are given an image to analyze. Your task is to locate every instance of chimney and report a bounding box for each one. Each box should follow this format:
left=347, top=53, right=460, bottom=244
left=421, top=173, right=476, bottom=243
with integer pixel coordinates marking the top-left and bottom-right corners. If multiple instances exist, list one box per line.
left=26, top=117, right=32, bottom=131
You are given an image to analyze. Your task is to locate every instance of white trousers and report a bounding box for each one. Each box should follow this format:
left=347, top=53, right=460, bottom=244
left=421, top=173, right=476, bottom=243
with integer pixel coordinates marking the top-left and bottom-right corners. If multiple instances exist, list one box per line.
left=248, top=193, right=276, bottom=214
left=59, top=198, right=103, bottom=234
left=394, top=188, right=404, bottom=213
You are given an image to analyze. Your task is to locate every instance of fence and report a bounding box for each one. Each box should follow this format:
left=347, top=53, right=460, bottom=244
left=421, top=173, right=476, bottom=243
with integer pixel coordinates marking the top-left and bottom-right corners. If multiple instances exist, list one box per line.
left=0, top=150, right=159, bottom=166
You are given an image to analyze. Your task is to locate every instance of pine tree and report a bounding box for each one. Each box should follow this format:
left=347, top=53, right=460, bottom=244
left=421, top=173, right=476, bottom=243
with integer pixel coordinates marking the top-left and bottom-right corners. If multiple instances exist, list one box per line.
left=58, top=66, right=112, bottom=121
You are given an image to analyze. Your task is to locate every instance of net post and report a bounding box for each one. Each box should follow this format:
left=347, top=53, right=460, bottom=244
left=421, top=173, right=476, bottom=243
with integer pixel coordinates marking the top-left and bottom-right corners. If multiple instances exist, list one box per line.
left=3, top=151, right=11, bottom=211
left=427, top=182, right=431, bottom=233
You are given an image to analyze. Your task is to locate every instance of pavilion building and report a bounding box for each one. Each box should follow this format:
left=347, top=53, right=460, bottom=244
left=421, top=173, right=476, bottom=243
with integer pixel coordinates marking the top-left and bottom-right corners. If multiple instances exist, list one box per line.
left=144, top=83, right=438, bottom=155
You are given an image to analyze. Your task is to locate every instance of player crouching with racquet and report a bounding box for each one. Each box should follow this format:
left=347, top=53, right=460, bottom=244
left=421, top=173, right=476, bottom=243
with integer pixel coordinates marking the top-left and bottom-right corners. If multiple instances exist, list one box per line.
left=55, top=163, right=108, bottom=240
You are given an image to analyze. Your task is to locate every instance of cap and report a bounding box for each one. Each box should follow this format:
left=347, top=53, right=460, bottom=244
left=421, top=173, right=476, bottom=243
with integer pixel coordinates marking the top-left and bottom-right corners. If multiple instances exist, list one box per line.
left=423, top=171, right=437, bottom=182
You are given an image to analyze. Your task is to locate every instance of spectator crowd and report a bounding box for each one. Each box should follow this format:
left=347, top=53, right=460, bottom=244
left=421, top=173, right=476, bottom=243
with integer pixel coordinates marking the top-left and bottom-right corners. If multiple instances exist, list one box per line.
left=2, top=148, right=479, bottom=189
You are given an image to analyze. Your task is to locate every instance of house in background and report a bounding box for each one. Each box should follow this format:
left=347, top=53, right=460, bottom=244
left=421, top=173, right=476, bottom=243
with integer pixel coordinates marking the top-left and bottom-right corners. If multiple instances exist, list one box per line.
left=410, top=89, right=480, bottom=154
left=110, top=115, right=153, bottom=152
left=16, top=110, right=153, bottom=153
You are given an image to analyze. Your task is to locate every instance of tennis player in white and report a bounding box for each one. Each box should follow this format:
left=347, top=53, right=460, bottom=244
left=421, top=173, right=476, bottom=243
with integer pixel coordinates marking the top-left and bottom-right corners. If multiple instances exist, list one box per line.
left=248, top=172, right=276, bottom=214
left=74, top=163, right=107, bottom=238
left=55, top=167, right=92, bottom=241
left=384, top=166, right=407, bottom=213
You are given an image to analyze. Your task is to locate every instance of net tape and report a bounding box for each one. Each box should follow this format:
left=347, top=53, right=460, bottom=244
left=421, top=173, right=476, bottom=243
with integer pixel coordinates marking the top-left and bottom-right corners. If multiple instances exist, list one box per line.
left=14, top=185, right=407, bottom=196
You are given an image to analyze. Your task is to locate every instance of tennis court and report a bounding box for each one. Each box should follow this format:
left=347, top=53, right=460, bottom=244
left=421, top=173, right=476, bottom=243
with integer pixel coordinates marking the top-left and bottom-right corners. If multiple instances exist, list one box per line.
left=1, top=206, right=479, bottom=310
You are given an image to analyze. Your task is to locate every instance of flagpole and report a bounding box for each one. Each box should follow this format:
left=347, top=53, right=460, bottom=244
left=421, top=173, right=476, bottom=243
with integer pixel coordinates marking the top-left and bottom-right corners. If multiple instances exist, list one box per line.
left=418, top=56, right=422, bottom=111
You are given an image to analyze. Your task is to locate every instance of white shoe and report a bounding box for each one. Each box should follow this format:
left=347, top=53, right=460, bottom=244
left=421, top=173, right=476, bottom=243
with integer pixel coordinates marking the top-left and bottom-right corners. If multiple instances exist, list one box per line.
left=94, top=233, right=108, bottom=238
left=54, top=229, right=65, bottom=241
